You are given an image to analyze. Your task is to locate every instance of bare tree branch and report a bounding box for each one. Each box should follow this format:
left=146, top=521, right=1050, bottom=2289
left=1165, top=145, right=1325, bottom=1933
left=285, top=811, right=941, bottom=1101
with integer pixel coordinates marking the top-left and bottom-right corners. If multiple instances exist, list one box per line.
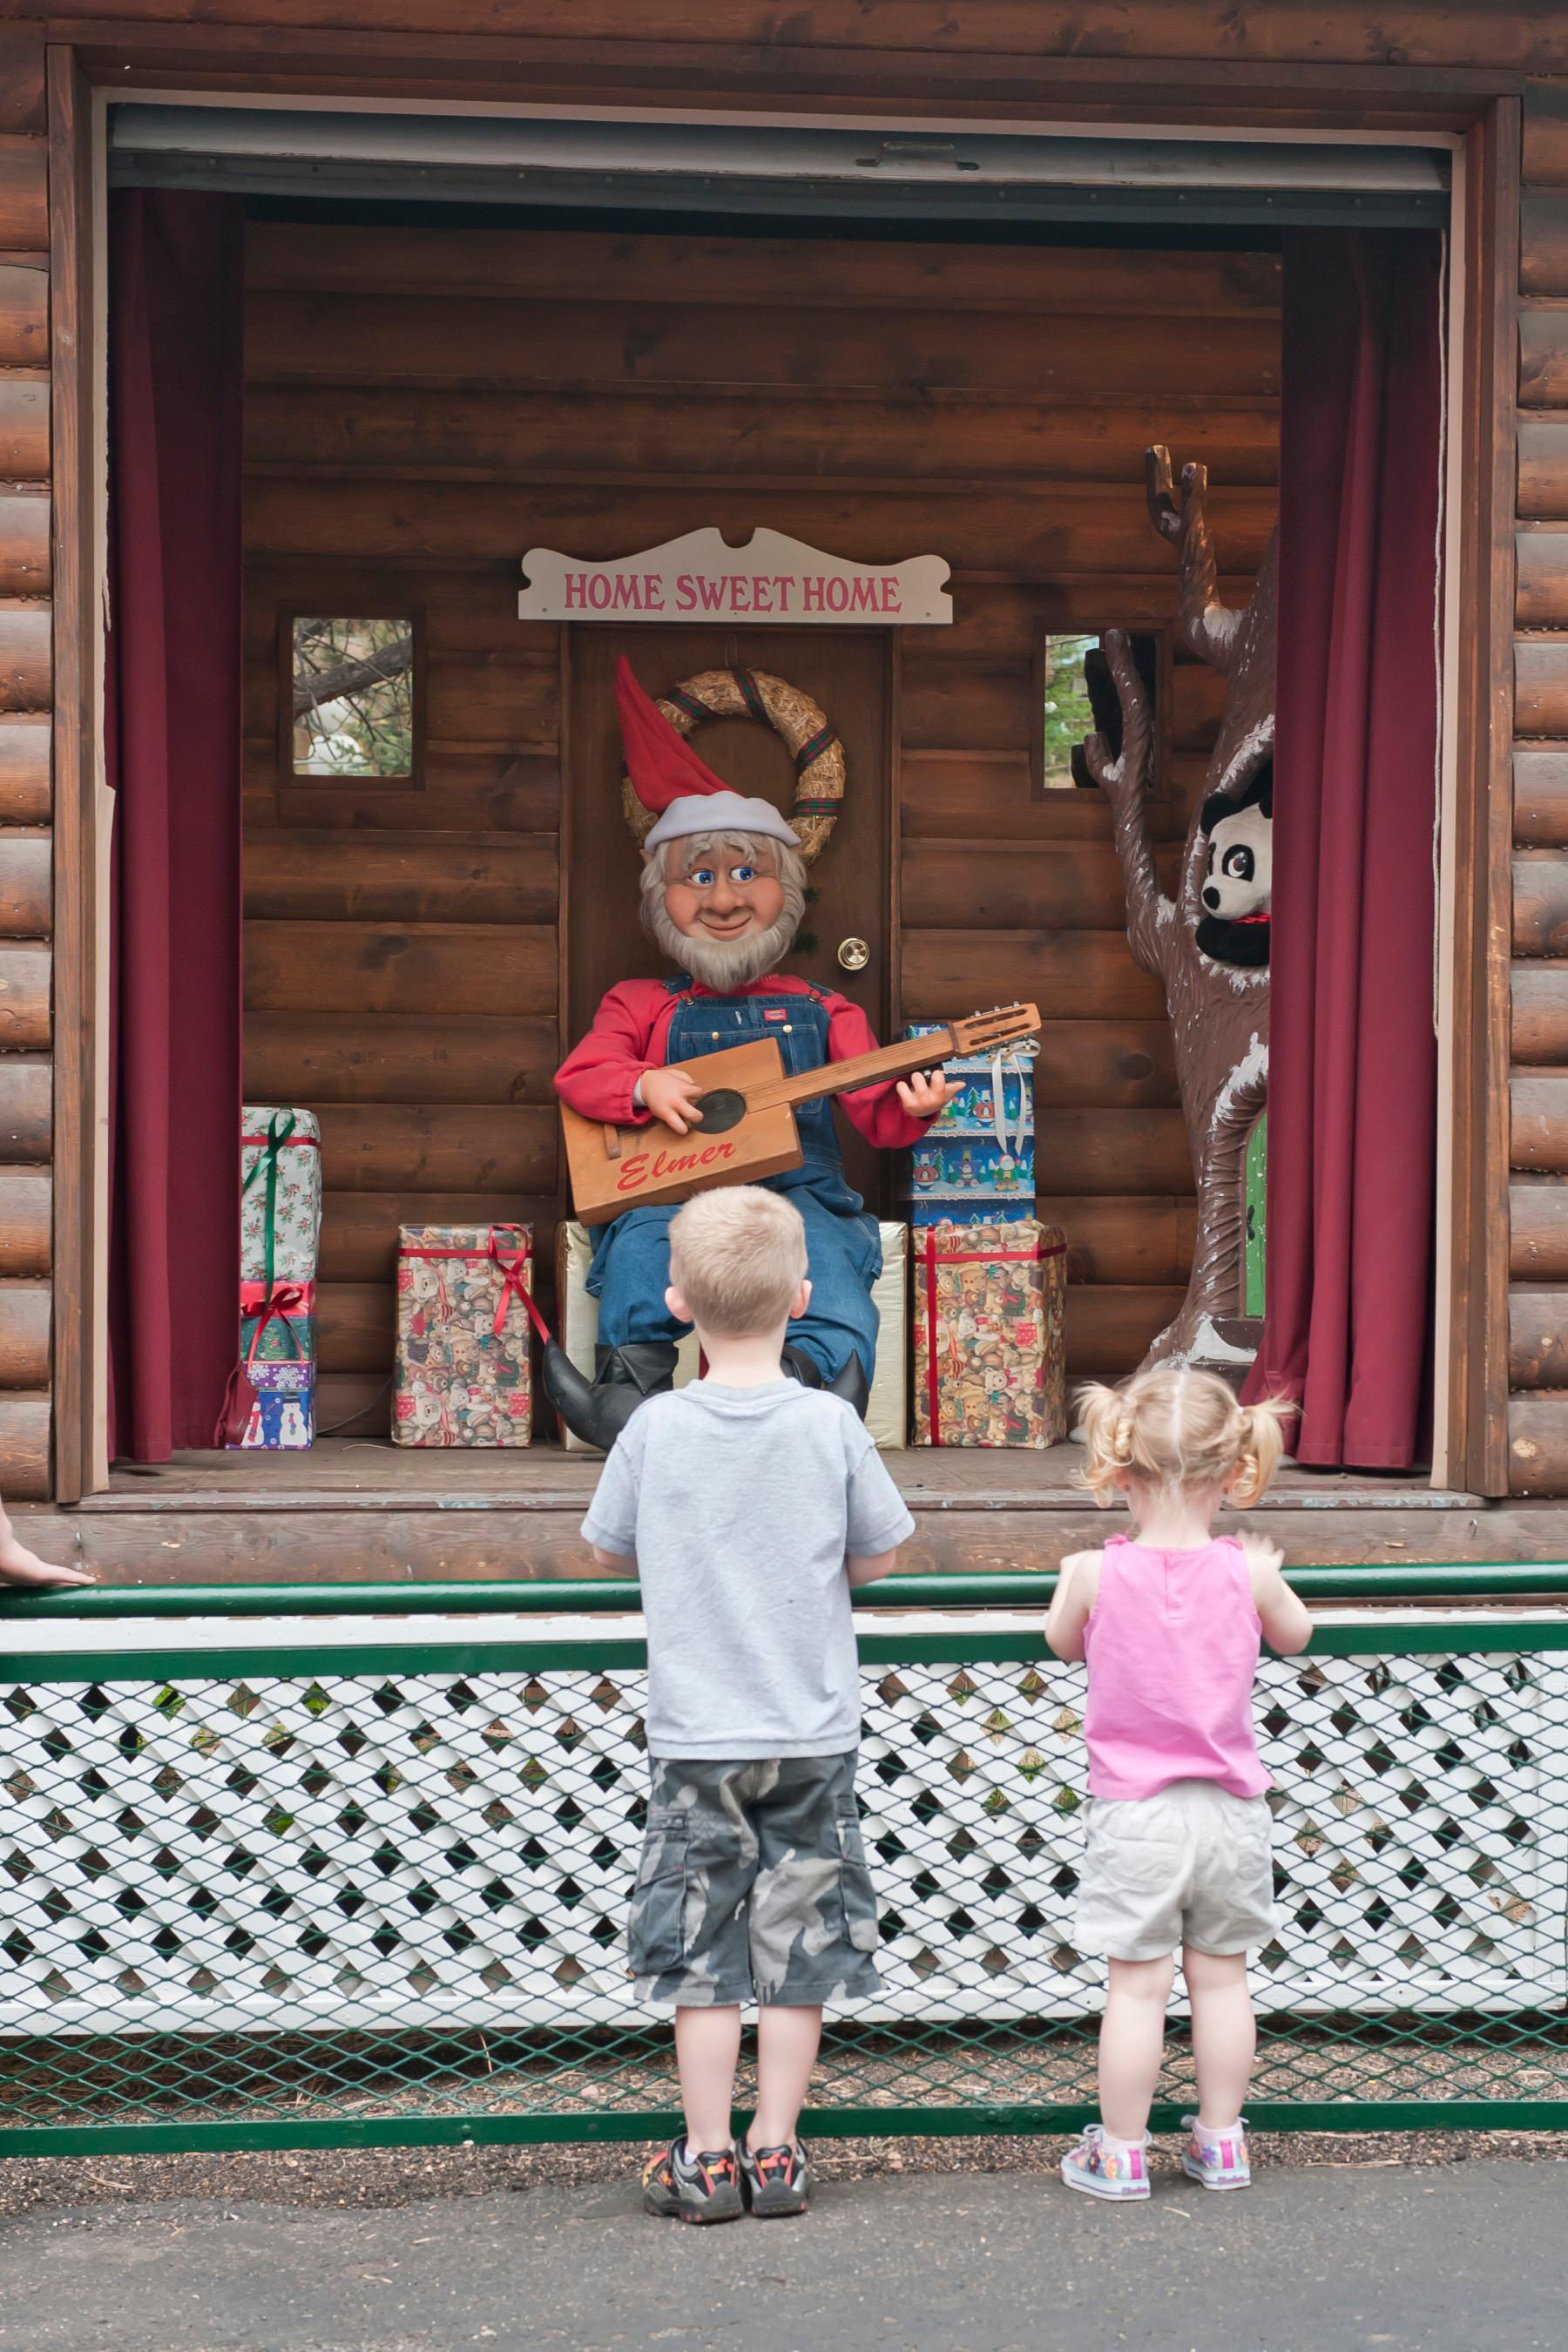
left=293, top=636, right=414, bottom=719
left=1145, top=446, right=1242, bottom=674
left=1084, top=630, right=1168, bottom=981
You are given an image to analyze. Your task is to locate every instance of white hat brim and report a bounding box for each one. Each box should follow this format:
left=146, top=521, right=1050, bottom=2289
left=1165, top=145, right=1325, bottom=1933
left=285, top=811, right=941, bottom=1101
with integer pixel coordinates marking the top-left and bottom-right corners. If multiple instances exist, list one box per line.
left=642, top=793, right=800, bottom=854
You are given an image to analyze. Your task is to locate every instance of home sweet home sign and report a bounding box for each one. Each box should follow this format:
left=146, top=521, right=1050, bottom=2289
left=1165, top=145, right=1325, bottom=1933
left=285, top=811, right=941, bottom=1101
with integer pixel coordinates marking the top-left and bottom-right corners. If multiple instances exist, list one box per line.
left=518, top=525, right=952, bottom=625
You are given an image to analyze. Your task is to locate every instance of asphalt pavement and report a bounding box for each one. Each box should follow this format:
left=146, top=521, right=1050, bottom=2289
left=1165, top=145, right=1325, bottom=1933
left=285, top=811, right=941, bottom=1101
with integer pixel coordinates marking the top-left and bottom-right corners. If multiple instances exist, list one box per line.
left=0, top=2153, right=1565, bottom=2351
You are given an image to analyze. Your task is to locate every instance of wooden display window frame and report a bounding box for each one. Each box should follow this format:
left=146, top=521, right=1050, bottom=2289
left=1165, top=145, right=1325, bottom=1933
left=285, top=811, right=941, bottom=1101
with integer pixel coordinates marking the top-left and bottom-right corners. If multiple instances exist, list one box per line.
left=1029, top=620, right=1173, bottom=803
left=275, top=605, right=428, bottom=799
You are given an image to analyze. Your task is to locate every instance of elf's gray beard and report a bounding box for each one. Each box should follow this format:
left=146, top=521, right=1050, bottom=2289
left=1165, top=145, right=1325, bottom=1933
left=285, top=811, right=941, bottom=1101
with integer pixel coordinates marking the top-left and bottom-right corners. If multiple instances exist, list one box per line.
left=645, top=895, right=802, bottom=991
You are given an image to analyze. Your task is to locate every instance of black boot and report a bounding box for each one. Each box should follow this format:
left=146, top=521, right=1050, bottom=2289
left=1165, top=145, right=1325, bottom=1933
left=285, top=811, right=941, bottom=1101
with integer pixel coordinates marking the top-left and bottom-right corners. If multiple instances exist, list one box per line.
left=541, top=1339, right=679, bottom=1451
left=781, top=1345, right=871, bottom=1423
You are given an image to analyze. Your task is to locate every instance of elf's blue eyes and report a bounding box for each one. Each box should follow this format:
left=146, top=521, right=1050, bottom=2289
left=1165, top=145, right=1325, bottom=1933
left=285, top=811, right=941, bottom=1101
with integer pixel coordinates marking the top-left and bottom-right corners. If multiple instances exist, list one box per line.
left=733, top=865, right=757, bottom=884
left=685, top=865, right=758, bottom=888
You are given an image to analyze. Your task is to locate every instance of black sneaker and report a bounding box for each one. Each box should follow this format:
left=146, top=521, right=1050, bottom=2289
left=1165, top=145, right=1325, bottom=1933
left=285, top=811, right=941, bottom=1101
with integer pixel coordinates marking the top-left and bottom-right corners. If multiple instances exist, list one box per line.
left=641, top=2137, right=744, bottom=2225
left=739, top=2138, right=812, bottom=2217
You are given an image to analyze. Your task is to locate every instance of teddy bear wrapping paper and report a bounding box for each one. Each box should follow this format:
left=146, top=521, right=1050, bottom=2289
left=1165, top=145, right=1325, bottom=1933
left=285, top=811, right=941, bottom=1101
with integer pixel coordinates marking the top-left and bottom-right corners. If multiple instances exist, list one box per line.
left=394, top=1224, right=535, bottom=1447
left=911, top=1217, right=1067, bottom=1449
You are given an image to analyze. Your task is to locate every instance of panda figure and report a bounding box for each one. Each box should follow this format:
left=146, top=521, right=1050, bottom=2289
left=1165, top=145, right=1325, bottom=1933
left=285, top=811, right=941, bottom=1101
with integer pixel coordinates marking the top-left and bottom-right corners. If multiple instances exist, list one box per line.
left=1195, top=763, right=1272, bottom=969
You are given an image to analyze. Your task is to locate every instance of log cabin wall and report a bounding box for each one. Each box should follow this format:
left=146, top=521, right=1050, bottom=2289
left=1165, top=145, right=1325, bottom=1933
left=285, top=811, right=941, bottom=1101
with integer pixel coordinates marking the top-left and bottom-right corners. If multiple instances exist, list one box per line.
left=1510, top=88, right=1568, bottom=1490
left=0, top=51, right=52, bottom=1499
left=240, top=218, right=1278, bottom=1429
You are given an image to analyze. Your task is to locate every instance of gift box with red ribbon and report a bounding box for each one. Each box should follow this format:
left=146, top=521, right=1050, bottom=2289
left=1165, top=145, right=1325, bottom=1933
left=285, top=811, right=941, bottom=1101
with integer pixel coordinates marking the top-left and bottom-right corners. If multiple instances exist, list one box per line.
left=220, top=1281, right=317, bottom=1450
left=911, top=1218, right=1066, bottom=1449
left=394, top=1224, right=537, bottom=1448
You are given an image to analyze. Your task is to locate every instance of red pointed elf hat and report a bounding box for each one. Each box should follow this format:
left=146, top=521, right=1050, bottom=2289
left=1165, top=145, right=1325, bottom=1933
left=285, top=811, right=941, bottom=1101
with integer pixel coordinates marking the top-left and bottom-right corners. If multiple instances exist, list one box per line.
left=614, top=656, right=801, bottom=853
left=615, top=657, right=727, bottom=814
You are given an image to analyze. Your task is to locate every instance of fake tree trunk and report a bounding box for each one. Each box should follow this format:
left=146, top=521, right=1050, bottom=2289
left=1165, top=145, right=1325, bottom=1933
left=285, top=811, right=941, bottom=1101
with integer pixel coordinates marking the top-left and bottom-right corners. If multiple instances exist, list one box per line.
left=1087, top=448, right=1275, bottom=1367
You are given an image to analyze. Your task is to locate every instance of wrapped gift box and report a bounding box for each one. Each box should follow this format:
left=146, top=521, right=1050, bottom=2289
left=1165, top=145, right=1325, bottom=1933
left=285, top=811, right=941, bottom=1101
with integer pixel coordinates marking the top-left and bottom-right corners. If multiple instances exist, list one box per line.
left=902, top=1030, right=1036, bottom=1227
left=395, top=1223, right=534, bottom=1448
left=233, top=1359, right=315, bottom=1451
left=241, top=1107, right=322, bottom=1287
left=911, top=1218, right=1066, bottom=1449
left=555, top=1220, right=909, bottom=1453
left=240, top=1278, right=316, bottom=1363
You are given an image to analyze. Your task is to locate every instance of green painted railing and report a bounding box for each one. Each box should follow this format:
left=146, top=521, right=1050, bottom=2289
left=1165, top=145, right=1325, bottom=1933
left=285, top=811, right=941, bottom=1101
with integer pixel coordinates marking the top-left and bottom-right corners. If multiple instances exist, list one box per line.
left=0, top=1569, right=1562, bottom=2155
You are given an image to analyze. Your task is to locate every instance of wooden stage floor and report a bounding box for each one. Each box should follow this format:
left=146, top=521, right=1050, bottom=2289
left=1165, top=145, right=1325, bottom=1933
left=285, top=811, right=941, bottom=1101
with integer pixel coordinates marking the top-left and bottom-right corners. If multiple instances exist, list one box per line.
left=10, top=1438, right=1565, bottom=1587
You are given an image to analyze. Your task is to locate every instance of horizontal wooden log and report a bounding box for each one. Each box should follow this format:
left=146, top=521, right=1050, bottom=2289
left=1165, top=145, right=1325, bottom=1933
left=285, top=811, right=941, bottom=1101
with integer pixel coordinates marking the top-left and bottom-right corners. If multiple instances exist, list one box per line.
left=1065, top=1283, right=1183, bottom=1375
left=248, top=221, right=1281, bottom=318
left=1511, top=963, right=1568, bottom=1063
left=1508, top=1393, right=1568, bottom=1494
left=0, top=604, right=49, bottom=711
left=1514, top=748, right=1568, bottom=846
left=243, top=833, right=558, bottom=925
left=1526, top=84, right=1568, bottom=188
left=1521, top=191, right=1568, bottom=298
left=0, top=1390, right=47, bottom=1499
left=1516, top=531, right=1568, bottom=628
left=902, top=929, right=1166, bottom=1023
left=902, top=839, right=1179, bottom=931
left=244, top=920, right=557, bottom=1017
left=0, top=378, right=46, bottom=482
left=1512, top=854, right=1568, bottom=955
left=248, top=293, right=1281, bottom=405
left=1511, top=1073, right=1568, bottom=1172
left=319, top=1191, right=555, bottom=1283
left=1023, top=1019, right=1179, bottom=1110
left=0, top=261, right=45, bottom=368
left=0, top=829, right=47, bottom=936
left=0, top=941, right=47, bottom=1048
left=244, top=476, right=1274, bottom=581
left=1511, top=1178, right=1568, bottom=1280
left=0, top=138, right=46, bottom=253
left=1034, top=1109, right=1193, bottom=1198
left=0, top=720, right=47, bottom=822
left=1516, top=640, right=1568, bottom=737
left=1036, top=1193, right=1195, bottom=1288
left=1517, top=419, right=1568, bottom=521
left=1519, top=309, right=1568, bottom=409
left=0, top=1054, right=49, bottom=1159
left=246, top=382, right=1281, bottom=490
left=247, top=645, right=559, bottom=753
left=0, top=1276, right=47, bottom=1386
left=316, top=1281, right=394, bottom=1375
left=244, top=1011, right=560, bottom=1108
left=901, top=754, right=1189, bottom=846
left=245, top=754, right=559, bottom=835
left=0, top=1167, right=49, bottom=1274
left=1509, top=1284, right=1568, bottom=1389
left=0, top=490, right=47, bottom=597
left=315, top=1103, right=556, bottom=1193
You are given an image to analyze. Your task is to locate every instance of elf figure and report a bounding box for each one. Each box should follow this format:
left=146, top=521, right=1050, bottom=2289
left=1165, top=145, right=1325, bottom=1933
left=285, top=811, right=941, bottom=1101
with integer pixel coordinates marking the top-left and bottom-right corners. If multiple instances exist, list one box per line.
left=546, top=659, right=958, bottom=1451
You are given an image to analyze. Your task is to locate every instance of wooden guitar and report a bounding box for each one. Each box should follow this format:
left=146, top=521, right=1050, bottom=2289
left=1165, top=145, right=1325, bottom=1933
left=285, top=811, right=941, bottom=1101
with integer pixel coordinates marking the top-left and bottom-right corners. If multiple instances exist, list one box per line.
left=562, top=1002, right=1040, bottom=1226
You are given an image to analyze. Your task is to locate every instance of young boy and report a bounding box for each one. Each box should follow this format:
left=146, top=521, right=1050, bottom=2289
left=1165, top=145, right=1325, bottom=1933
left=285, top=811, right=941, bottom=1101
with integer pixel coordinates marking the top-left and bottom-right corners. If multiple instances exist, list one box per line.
left=581, top=1185, right=913, bottom=2223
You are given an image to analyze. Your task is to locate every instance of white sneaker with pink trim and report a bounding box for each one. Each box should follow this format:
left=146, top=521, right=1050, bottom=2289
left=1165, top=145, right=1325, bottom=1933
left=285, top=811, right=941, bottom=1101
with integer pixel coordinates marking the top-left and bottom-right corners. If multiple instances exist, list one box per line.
left=1059, top=2125, right=1151, bottom=2201
left=1179, top=2114, right=1252, bottom=2190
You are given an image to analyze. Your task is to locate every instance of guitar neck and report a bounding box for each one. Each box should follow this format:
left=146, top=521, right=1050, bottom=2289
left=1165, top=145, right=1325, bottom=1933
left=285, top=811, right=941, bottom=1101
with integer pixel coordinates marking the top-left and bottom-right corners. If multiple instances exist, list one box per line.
left=758, top=1027, right=959, bottom=1114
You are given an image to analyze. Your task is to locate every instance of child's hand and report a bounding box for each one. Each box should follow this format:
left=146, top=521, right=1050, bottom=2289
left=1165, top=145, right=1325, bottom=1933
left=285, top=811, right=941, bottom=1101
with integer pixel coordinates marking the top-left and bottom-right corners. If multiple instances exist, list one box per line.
left=0, top=1534, right=94, bottom=1590
left=1237, top=1532, right=1285, bottom=1578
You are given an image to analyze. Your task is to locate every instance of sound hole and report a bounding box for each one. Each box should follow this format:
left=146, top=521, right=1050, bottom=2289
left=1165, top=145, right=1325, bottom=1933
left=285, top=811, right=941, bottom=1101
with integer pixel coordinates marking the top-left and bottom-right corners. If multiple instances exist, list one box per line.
left=691, top=1089, right=746, bottom=1134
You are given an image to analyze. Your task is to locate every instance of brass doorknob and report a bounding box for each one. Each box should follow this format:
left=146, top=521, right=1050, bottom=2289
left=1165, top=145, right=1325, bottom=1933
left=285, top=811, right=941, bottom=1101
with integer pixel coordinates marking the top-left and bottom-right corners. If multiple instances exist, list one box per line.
left=837, top=936, right=871, bottom=972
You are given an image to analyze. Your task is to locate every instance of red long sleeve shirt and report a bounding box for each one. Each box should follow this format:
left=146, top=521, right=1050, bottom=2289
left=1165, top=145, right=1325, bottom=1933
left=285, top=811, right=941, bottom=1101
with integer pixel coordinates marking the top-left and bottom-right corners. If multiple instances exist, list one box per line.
left=554, top=974, right=932, bottom=1149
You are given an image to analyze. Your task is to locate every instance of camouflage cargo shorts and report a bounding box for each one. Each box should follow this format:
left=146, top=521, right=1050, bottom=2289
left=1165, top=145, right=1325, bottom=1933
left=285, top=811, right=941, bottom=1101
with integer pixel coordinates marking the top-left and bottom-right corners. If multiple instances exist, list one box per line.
left=628, top=1751, right=882, bottom=2008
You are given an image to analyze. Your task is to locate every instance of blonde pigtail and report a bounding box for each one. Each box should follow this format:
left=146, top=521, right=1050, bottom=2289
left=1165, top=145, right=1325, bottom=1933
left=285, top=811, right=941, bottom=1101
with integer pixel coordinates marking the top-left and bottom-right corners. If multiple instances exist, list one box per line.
left=1076, top=1381, right=1133, bottom=1507
left=1228, top=1393, right=1293, bottom=1507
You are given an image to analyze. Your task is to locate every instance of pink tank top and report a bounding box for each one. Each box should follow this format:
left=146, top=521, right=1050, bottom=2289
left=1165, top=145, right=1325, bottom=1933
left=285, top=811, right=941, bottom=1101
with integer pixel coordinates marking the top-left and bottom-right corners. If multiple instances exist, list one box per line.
left=1080, top=1534, right=1270, bottom=1801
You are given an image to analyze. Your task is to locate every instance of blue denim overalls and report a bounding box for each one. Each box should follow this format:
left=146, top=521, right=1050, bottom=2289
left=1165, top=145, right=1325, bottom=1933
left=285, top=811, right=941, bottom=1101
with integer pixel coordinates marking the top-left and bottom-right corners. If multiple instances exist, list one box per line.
left=586, top=977, right=883, bottom=1384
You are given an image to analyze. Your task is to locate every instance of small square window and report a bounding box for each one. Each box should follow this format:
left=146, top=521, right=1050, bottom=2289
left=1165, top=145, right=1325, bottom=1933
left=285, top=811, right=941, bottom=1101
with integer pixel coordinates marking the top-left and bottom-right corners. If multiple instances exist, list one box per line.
left=285, top=615, right=421, bottom=783
left=1032, top=626, right=1165, bottom=797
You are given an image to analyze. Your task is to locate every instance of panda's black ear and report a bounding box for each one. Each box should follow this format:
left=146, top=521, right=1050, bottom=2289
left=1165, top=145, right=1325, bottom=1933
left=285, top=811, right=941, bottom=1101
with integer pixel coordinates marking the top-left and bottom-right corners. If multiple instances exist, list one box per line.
left=1199, top=789, right=1232, bottom=835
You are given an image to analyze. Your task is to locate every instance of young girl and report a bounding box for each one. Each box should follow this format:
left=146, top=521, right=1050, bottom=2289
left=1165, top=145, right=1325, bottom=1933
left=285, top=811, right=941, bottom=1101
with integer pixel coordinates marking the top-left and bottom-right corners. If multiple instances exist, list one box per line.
left=1045, top=1366, right=1311, bottom=2201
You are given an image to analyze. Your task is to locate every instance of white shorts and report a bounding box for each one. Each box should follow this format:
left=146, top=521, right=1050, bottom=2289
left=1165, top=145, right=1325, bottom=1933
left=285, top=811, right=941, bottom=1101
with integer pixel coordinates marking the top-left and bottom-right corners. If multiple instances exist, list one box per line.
left=1074, top=1778, right=1277, bottom=1963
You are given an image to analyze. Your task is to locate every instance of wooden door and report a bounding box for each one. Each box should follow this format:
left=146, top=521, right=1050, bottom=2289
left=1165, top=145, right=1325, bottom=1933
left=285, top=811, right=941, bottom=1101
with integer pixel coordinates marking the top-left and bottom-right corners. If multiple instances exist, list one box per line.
left=565, top=626, right=893, bottom=1206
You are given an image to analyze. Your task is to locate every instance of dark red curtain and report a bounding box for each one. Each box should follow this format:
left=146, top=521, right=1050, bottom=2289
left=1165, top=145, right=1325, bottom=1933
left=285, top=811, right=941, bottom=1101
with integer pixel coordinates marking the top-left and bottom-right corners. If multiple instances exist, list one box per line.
left=1243, top=229, right=1444, bottom=1470
left=106, top=192, right=244, bottom=1460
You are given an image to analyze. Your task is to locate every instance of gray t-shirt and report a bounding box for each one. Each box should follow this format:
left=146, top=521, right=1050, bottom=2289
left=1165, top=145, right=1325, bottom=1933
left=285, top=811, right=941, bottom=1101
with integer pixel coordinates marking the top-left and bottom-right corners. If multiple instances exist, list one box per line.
left=580, top=1380, right=916, bottom=1761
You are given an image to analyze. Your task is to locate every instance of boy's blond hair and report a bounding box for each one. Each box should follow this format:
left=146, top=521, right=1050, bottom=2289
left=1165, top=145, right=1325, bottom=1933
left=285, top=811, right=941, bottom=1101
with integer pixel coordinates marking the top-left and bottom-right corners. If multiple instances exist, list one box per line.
left=667, top=1186, right=808, bottom=1336
left=1077, top=1364, right=1291, bottom=1510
